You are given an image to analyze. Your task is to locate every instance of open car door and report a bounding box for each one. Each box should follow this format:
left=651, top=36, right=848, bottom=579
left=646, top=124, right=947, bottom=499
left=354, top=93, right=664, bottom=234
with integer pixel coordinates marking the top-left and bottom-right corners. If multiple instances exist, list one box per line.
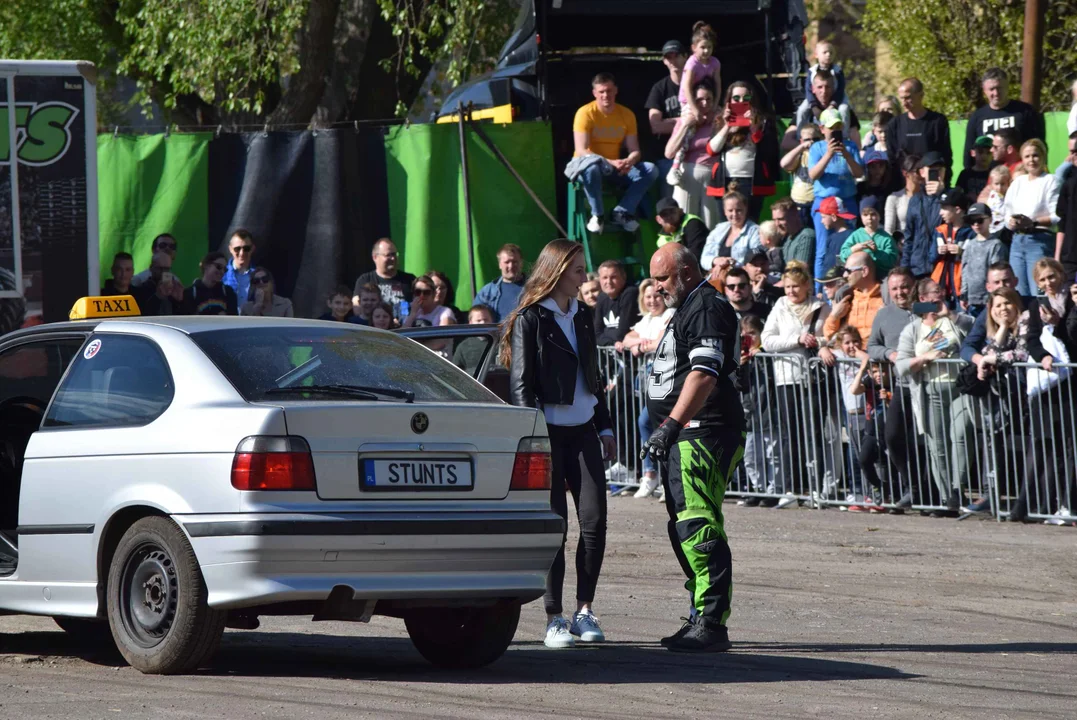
left=396, top=324, right=509, bottom=403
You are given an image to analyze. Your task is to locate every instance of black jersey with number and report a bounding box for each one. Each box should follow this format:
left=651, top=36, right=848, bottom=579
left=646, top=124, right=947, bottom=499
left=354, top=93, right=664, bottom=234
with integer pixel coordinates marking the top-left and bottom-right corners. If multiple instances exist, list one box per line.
left=646, top=281, right=744, bottom=439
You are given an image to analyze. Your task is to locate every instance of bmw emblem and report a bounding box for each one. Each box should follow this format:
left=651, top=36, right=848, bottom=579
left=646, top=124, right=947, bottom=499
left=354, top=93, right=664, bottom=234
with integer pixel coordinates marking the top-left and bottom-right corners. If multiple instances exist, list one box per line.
left=411, top=412, right=429, bottom=434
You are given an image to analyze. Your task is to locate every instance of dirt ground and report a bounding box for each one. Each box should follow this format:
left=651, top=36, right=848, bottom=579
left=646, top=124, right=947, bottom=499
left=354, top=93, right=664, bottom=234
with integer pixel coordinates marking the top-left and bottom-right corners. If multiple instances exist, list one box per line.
left=2, top=498, right=1076, bottom=720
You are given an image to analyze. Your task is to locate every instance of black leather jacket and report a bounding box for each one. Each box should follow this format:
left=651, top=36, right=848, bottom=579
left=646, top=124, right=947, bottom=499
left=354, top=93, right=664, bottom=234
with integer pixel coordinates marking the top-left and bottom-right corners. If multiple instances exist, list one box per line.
left=509, top=302, right=613, bottom=433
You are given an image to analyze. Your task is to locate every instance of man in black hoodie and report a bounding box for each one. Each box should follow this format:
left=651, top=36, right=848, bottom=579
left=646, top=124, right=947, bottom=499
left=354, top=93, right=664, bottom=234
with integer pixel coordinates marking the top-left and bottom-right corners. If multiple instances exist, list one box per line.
left=594, top=260, right=641, bottom=347
left=886, top=78, right=951, bottom=179
left=963, top=68, right=1044, bottom=170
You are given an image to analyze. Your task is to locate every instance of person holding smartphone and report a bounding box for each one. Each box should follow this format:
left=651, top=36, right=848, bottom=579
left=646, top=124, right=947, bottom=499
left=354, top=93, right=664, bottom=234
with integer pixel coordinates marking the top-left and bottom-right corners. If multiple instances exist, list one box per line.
left=132, top=251, right=185, bottom=316
left=1002, top=139, right=1061, bottom=296
left=902, top=152, right=952, bottom=279
left=705, top=81, right=780, bottom=221
left=807, top=108, right=863, bottom=283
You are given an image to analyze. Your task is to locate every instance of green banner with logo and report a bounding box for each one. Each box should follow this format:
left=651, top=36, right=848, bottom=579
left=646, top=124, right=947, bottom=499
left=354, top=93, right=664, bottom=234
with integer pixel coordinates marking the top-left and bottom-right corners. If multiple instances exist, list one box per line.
left=96, top=133, right=211, bottom=288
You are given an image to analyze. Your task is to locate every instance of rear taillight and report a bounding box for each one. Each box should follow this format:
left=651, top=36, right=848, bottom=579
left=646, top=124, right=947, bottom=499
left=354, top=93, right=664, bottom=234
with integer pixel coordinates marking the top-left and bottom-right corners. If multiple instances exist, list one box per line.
left=510, top=436, right=552, bottom=490
left=231, top=436, right=316, bottom=491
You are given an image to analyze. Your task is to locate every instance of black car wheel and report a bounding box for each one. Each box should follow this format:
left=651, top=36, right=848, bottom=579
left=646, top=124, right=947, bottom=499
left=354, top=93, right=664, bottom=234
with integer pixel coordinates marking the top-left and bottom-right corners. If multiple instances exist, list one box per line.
left=106, top=516, right=224, bottom=674
left=405, top=602, right=520, bottom=669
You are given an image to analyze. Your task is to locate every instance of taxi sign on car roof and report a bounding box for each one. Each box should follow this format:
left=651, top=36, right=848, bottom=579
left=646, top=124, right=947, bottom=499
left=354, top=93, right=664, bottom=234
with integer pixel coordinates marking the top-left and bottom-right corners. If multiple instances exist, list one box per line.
left=69, top=295, right=141, bottom=320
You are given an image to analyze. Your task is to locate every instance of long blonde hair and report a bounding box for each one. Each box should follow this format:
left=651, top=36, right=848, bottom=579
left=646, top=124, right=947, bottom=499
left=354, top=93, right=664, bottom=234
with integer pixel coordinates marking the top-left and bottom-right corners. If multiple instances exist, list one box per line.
left=499, top=239, right=584, bottom=367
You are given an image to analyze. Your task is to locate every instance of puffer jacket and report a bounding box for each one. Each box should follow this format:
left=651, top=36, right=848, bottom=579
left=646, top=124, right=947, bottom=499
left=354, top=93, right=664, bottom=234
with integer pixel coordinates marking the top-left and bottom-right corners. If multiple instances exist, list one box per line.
left=760, top=295, right=831, bottom=386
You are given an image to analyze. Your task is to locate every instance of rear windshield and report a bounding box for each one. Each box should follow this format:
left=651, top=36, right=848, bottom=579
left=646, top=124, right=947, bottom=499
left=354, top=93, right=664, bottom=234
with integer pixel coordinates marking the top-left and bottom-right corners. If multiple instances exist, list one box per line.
left=191, top=327, right=497, bottom=403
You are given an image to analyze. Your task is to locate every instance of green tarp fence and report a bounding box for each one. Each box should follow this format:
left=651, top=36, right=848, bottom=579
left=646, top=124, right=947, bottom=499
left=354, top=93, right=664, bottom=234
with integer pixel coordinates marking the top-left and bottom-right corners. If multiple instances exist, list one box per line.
left=97, top=132, right=211, bottom=285
left=383, top=121, right=559, bottom=301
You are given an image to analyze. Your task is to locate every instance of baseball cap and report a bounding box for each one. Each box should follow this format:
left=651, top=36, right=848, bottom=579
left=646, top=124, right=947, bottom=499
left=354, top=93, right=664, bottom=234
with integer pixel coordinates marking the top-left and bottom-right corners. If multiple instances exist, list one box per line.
left=967, top=202, right=991, bottom=220
left=662, top=40, right=686, bottom=57
left=655, top=196, right=680, bottom=214
left=859, top=195, right=881, bottom=213
left=818, top=196, right=857, bottom=220
left=973, top=135, right=993, bottom=150
left=919, top=151, right=946, bottom=168
left=819, top=266, right=845, bottom=285
left=819, top=108, right=843, bottom=128
left=862, top=148, right=889, bottom=166
left=939, top=188, right=969, bottom=210
left=746, top=249, right=769, bottom=265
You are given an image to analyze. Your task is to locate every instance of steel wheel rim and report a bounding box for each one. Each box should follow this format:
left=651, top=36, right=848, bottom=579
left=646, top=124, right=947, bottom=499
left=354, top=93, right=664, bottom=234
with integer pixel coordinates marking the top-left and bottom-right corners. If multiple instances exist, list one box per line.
left=118, top=541, right=178, bottom=649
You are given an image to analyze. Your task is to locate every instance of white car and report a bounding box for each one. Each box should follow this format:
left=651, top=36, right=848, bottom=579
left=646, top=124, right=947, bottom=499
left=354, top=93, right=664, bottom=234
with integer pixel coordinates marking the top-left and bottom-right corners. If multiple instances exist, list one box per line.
left=0, top=300, right=561, bottom=673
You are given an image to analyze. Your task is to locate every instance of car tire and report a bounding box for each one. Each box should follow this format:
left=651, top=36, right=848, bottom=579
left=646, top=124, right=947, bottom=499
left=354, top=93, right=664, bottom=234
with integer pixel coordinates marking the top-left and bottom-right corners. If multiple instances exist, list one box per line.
left=53, top=616, right=116, bottom=647
left=106, top=516, right=225, bottom=674
left=404, top=602, right=520, bottom=669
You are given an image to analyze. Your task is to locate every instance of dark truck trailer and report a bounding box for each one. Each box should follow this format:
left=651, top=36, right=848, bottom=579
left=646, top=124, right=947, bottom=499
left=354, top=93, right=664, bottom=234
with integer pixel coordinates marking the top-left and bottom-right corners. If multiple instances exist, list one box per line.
left=437, top=0, right=805, bottom=221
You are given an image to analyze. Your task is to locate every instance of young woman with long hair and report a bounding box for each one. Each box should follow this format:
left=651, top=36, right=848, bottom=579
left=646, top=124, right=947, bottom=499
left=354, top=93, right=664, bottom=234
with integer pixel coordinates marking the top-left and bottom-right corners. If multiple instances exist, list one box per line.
left=500, top=239, right=617, bottom=649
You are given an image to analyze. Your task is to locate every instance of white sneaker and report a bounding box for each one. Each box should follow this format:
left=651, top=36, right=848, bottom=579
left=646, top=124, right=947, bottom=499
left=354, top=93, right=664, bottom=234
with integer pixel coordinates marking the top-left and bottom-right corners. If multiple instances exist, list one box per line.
left=839, top=493, right=856, bottom=512
left=586, top=215, right=604, bottom=233
left=544, top=616, right=576, bottom=649
left=666, top=164, right=684, bottom=186
left=604, top=462, right=630, bottom=483
left=776, top=492, right=798, bottom=509
left=634, top=474, right=660, bottom=498
left=570, top=610, right=605, bottom=643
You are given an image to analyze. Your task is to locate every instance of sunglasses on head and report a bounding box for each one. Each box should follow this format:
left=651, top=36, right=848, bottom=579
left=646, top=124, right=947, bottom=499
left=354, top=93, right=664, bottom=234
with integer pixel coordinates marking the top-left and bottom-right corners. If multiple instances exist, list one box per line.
left=232, top=245, right=253, bottom=254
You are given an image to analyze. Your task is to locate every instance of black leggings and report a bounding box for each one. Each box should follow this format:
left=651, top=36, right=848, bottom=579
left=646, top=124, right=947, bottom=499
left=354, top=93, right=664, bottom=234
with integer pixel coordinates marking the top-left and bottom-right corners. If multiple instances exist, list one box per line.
left=546, top=422, right=608, bottom=616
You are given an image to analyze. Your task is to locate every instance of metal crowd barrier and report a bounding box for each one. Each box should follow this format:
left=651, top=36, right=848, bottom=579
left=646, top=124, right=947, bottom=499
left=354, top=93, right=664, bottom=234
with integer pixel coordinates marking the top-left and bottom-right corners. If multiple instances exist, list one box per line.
left=597, top=344, right=1077, bottom=522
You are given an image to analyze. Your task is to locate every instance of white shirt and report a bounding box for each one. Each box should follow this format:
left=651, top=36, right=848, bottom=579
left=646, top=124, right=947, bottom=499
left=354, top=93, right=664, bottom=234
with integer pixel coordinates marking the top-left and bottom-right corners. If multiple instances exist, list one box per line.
left=537, top=297, right=613, bottom=436
left=1002, top=172, right=1061, bottom=226
left=632, top=308, right=674, bottom=340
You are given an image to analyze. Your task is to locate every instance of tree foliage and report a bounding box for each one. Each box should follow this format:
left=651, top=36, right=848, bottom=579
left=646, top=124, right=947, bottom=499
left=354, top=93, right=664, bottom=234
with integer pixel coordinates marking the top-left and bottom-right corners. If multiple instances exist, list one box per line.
left=861, top=0, right=1077, bottom=117
left=0, top=0, right=519, bottom=125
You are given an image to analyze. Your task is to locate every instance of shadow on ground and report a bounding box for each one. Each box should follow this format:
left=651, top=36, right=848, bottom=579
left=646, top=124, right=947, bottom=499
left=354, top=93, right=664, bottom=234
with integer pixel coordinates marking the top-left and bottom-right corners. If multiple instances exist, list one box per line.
left=0, top=629, right=929, bottom=683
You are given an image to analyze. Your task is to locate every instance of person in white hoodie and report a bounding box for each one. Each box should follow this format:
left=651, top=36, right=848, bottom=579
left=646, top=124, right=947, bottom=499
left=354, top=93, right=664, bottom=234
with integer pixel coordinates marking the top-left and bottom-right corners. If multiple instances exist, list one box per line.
left=760, top=262, right=832, bottom=508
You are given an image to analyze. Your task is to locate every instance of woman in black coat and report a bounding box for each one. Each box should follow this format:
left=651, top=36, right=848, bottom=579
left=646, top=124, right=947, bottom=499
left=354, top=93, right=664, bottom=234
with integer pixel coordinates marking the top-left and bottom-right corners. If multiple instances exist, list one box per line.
left=500, top=239, right=616, bottom=650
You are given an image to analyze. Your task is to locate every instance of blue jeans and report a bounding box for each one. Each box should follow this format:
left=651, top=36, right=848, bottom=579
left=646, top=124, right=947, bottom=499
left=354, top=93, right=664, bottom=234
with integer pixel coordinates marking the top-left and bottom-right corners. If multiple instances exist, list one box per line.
left=638, top=405, right=656, bottom=475
left=654, top=156, right=675, bottom=200
left=579, top=161, right=659, bottom=218
left=1010, top=231, right=1053, bottom=296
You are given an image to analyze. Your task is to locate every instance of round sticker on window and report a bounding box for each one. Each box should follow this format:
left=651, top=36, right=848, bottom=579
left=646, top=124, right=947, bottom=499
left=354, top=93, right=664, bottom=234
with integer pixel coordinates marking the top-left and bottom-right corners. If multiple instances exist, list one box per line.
left=83, top=339, right=102, bottom=359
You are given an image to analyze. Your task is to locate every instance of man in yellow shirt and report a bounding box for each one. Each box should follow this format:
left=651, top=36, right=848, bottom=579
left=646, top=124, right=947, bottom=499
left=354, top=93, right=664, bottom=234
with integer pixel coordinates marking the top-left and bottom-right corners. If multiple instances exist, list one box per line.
left=573, top=72, right=658, bottom=234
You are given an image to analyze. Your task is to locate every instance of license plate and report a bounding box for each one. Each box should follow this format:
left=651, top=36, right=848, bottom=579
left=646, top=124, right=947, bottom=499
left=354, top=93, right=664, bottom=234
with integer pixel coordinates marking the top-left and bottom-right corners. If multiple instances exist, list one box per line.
left=361, top=458, right=473, bottom=491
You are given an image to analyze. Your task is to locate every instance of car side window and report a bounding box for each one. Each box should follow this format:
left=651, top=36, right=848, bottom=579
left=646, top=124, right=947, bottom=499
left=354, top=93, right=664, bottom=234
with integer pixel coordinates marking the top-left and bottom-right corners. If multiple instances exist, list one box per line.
left=43, top=335, right=174, bottom=428
left=0, top=338, right=86, bottom=409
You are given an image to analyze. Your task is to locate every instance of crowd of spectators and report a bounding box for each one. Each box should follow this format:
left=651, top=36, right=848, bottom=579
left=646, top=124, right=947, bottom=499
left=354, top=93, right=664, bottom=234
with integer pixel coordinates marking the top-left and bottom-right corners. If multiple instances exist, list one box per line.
left=562, top=32, right=1077, bottom=521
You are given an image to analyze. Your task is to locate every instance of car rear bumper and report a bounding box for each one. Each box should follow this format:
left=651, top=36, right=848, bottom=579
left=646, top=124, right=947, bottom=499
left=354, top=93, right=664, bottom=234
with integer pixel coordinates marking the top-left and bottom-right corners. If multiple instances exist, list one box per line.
left=176, top=511, right=565, bottom=610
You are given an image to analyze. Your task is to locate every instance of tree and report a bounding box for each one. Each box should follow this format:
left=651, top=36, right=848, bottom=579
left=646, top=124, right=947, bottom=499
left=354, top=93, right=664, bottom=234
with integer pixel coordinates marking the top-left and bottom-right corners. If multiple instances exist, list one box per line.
left=0, top=0, right=518, bottom=126
left=860, top=0, right=1077, bottom=117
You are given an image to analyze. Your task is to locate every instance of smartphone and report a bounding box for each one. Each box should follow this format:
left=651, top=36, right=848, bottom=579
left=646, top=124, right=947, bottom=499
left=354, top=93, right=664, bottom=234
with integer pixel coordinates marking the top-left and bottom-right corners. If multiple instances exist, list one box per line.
left=741, top=335, right=753, bottom=356
left=830, top=129, right=843, bottom=144
left=161, top=271, right=174, bottom=286
left=927, top=168, right=940, bottom=182
left=912, top=301, right=940, bottom=316
left=728, top=101, right=751, bottom=127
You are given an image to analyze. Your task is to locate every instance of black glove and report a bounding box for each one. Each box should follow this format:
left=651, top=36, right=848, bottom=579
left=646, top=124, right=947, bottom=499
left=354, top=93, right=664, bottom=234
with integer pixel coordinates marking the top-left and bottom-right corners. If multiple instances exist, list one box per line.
left=641, top=418, right=682, bottom=461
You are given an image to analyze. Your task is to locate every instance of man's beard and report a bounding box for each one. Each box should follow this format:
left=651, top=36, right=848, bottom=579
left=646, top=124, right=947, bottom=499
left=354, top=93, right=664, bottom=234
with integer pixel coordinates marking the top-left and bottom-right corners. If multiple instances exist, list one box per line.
left=662, top=275, right=689, bottom=309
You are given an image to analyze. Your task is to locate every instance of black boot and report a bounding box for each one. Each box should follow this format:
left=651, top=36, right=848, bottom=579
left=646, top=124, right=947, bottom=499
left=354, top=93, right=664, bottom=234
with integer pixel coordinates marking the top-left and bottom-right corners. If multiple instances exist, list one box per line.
left=1007, top=498, right=1028, bottom=523
left=666, top=617, right=732, bottom=653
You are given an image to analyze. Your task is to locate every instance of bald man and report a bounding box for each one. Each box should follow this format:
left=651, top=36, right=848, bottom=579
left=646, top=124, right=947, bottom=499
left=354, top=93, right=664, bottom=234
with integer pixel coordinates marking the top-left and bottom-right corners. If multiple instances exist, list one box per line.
left=885, top=77, right=951, bottom=179
left=823, top=251, right=883, bottom=341
left=641, top=242, right=743, bottom=653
